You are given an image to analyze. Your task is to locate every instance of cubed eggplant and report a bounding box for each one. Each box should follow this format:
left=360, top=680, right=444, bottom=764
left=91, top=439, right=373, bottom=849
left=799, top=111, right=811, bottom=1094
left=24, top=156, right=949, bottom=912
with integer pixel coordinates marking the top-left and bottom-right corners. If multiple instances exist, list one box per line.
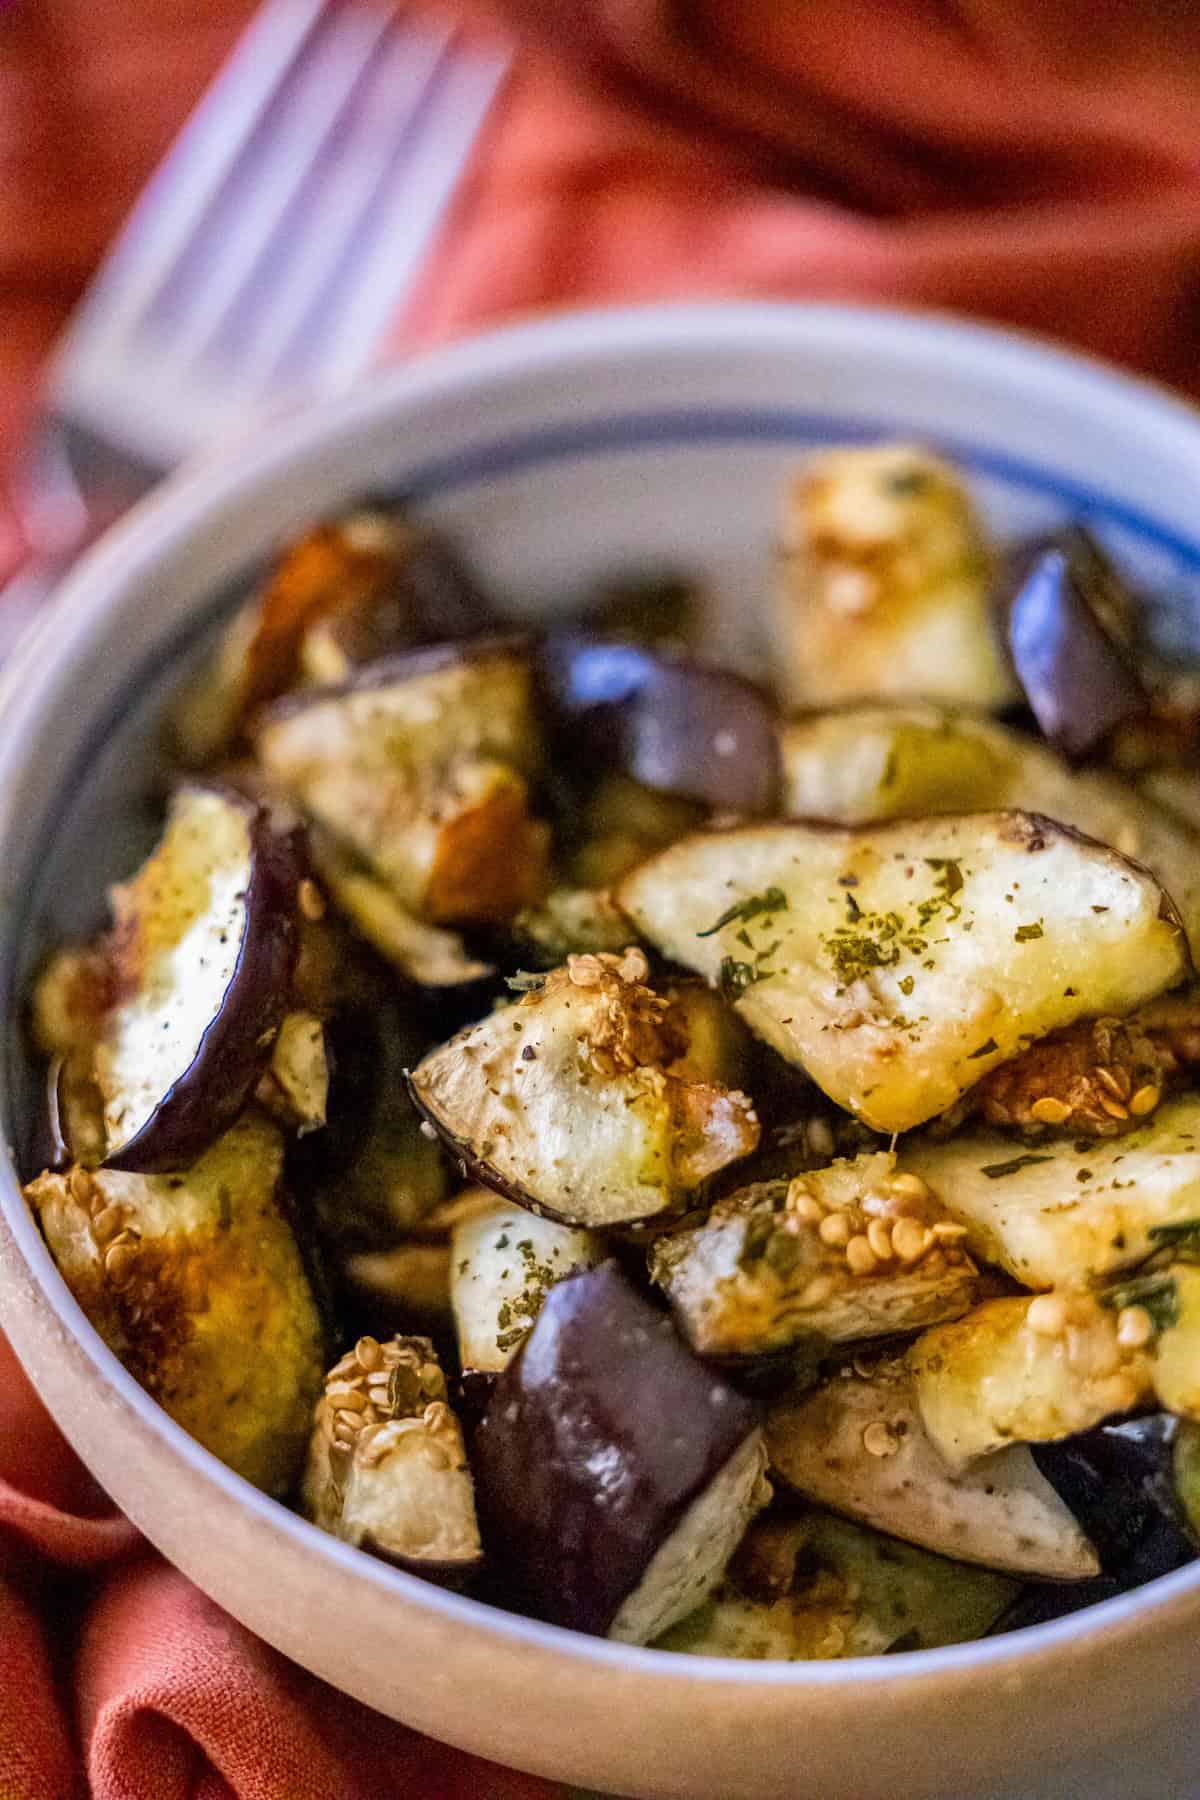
left=473, top=1263, right=770, bottom=1641
left=303, top=1335, right=481, bottom=1583
left=999, top=528, right=1148, bottom=762
left=539, top=636, right=780, bottom=817
left=766, top=1361, right=1099, bottom=1580
left=652, top=1153, right=977, bottom=1360
left=97, top=785, right=301, bottom=1172
left=909, top=1294, right=1153, bottom=1469
left=450, top=1198, right=602, bottom=1388
left=256, top=640, right=550, bottom=928
left=657, top=1509, right=1017, bottom=1659
left=25, top=1112, right=325, bottom=1494
left=771, top=445, right=1014, bottom=711
left=407, top=950, right=760, bottom=1229
left=898, top=1095, right=1200, bottom=1291
left=619, top=813, right=1188, bottom=1136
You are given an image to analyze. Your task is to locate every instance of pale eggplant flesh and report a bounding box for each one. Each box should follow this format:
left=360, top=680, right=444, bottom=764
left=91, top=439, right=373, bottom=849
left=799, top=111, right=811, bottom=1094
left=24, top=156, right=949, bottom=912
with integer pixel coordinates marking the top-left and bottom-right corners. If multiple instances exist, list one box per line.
left=407, top=950, right=760, bottom=1230
left=618, top=812, right=1188, bottom=1136
left=25, top=1112, right=324, bottom=1495
left=303, top=1334, right=482, bottom=1583
left=473, top=1262, right=770, bottom=1641
left=98, top=785, right=301, bottom=1173
left=765, top=1361, right=1100, bottom=1580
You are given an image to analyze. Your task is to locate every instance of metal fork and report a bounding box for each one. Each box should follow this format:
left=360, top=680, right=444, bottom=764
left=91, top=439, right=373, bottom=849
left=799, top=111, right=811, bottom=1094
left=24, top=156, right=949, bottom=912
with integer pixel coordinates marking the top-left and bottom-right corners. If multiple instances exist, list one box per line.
left=2, top=0, right=509, bottom=653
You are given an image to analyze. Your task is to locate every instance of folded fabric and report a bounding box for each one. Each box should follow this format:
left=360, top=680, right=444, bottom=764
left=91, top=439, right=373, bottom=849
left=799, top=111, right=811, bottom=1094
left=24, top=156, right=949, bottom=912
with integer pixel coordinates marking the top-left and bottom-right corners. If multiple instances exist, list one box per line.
left=3, top=2, right=1200, bottom=1794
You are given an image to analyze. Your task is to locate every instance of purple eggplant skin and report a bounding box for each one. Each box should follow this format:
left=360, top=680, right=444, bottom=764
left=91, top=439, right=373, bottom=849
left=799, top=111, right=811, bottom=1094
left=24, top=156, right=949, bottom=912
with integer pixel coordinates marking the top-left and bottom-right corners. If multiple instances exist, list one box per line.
left=1000, top=528, right=1148, bottom=762
left=537, top=635, right=781, bottom=817
left=104, top=793, right=303, bottom=1174
left=473, top=1261, right=760, bottom=1637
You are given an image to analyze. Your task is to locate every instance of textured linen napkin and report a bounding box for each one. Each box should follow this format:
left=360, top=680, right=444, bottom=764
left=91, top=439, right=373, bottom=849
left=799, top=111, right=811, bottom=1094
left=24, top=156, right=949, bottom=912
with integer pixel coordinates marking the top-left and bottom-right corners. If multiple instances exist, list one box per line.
left=3, top=2, right=1200, bottom=1795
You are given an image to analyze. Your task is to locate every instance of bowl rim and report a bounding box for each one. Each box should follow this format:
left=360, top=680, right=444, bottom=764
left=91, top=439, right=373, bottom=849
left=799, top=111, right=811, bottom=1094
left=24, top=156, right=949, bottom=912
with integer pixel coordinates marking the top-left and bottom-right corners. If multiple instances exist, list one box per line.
left=3, top=297, right=1200, bottom=1690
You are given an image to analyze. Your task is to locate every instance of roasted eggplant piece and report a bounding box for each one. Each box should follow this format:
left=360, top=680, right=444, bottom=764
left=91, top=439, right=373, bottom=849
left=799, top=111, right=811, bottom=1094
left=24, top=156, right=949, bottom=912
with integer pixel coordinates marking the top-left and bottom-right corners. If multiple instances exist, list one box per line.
left=473, top=1263, right=770, bottom=1641
left=999, top=528, right=1147, bottom=762
left=651, top=1153, right=977, bottom=1360
left=657, top=1509, right=1017, bottom=1659
left=306, top=828, right=492, bottom=988
left=256, top=641, right=550, bottom=927
left=96, top=785, right=300, bottom=1172
left=510, top=886, right=637, bottom=968
left=898, top=1094, right=1200, bottom=1290
left=909, top=1294, right=1152, bottom=1470
left=450, top=1199, right=602, bottom=1388
left=777, top=703, right=1200, bottom=952
left=619, top=813, right=1187, bottom=1135
left=567, top=773, right=704, bottom=891
left=25, top=1112, right=324, bottom=1494
left=174, top=511, right=415, bottom=763
left=772, top=445, right=1014, bottom=711
left=766, top=1361, right=1099, bottom=1580
left=959, top=1011, right=1174, bottom=1140
left=539, top=636, right=780, bottom=817
left=255, top=1010, right=329, bottom=1136
left=299, top=995, right=448, bottom=1252
left=303, top=1335, right=481, bottom=1583
left=407, top=951, right=759, bottom=1229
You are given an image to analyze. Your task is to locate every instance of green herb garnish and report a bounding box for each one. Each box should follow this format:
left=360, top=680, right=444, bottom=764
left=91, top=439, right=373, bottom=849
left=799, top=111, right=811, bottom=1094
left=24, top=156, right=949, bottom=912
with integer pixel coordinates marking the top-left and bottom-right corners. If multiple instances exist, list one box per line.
left=1148, top=1218, right=1200, bottom=1258
left=981, top=1153, right=1054, bottom=1179
left=1014, top=923, right=1044, bottom=942
left=505, top=970, right=546, bottom=992
left=698, top=887, right=788, bottom=937
left=1100, top=1273, right=1179, bottom=1334
left=968, top=1037, right=998, bottom=1060
left=720, top=957, right=772, bottom=998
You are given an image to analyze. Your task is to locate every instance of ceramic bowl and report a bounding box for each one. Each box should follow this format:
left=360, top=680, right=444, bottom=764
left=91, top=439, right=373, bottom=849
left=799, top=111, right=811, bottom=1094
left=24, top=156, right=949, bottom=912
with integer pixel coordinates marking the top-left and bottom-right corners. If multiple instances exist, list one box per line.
left=2, top=305, right=1200, bottom=1800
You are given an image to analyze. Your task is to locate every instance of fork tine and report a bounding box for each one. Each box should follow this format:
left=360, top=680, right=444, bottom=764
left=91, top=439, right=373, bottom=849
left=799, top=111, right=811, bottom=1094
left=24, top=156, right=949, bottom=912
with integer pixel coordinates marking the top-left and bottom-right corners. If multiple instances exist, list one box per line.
left=53, top=0, right=330, bottom=371
left=149, top=1, right=399, bottom=366
left=230, top=16, right=454, bottom=395
left=310, top=44, right=509, bottom=393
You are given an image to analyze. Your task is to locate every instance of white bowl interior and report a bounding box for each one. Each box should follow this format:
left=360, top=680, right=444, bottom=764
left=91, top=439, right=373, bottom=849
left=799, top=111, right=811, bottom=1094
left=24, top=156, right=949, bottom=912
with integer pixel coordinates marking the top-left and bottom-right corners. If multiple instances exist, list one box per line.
left=3, top=304, right=1200, bottom=1796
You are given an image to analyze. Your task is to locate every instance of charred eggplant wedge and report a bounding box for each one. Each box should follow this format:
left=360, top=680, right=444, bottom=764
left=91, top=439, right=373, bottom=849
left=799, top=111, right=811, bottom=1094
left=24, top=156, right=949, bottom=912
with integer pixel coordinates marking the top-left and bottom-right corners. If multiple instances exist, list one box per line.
left=450, top=1199, right=602, bottom=1388
left=407, top=950, right=760, bottom=1228
left=772, top=445, right=1014, bottom=711
left=25, top=1112, right=323, bottom=1494
left=766, top=1361, right=1099, bottom=1579
left=898, top=1094, right=1200, bottom=1290
left=909, top=1294, right=1153, bottom=1469
left=256, top=640, right=550, bottom=927
left=778, top=703, right=1200, bottom=951
left=657, top=1509, right=1017, bottom=1659
left=303, top=1335, right=481, bottom=1582
left=539, top=636, right=780, bottom=816
left=651, top=1152, right=977, bottom=1359
left=619, top=812, right=1187, bottom=1135
left=473, top=1263, right=770, bottom=1641
left=96, top=785, right=301, bottom=1172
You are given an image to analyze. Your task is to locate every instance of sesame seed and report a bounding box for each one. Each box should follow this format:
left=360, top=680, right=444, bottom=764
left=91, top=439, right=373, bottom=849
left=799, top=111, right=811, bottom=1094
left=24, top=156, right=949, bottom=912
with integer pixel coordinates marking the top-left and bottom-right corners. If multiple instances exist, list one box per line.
left=355, top=1335, right=382, bottom=1372
left=1116, top=1305, right=1155, bottom=1350
left=845, top=1234, right=878, bottom=1277
left=807, top=1118, right=835, bottom=1159
left=891, top=1217, right=930, bottom=1265
left=1095, top=1066, right=1130, bottom=1102
left=91, top=1204, right=126, bottom=1245
left=799, top=1273, right=836, bottom=1309
left=1097, top=1093, right=1129, bottom=1122
left=1030, top=1095, right=1071, bottom=1126
left=787, top=1183, right=825, bottom=1226
left=819, top=1212, right=852, bottom=1249
left=104, top=1241, right=139, bottom=1287
left=1027, top=1294, right=1068, bottom=1338
left=867, top=1219, right=894, bottom=1263
left=1129, top=1085, right=1161, bottom=1118
left=68, top=1167, right=94, bottom=1206
left=931, top=1220, right=969, bottom=1243
left=863, top=1422, right=899, bottom=1458
left=889, top=1173, right=930, bottom=1202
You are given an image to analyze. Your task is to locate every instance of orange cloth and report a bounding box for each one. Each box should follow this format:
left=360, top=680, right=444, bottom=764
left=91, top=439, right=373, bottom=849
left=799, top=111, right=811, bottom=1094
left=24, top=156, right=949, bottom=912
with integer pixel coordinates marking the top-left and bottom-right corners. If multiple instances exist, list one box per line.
left=3, top=2, right=1200, bottom=1793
